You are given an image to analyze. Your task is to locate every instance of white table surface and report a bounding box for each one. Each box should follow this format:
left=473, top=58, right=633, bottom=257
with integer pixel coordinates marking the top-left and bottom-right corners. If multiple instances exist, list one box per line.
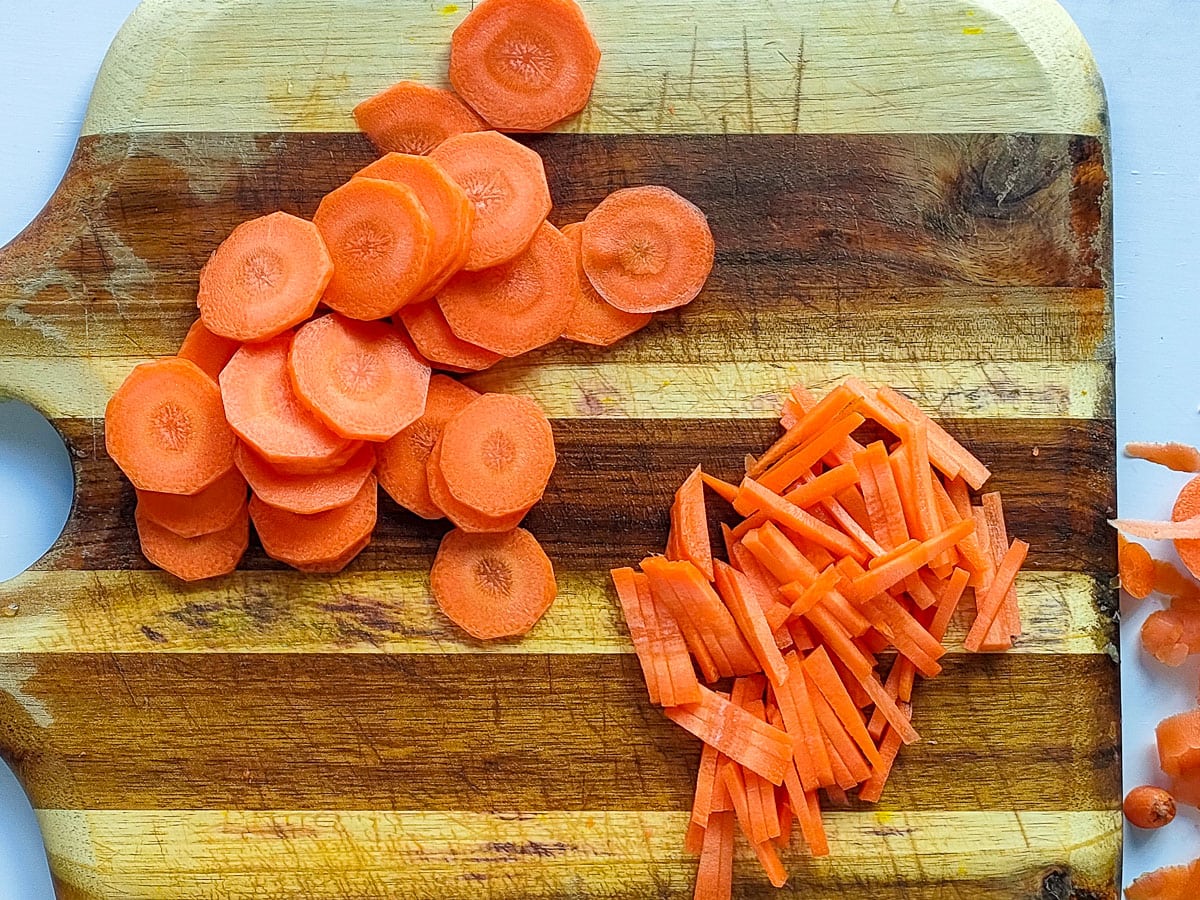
left=1, top=0, right=1197, bottom=896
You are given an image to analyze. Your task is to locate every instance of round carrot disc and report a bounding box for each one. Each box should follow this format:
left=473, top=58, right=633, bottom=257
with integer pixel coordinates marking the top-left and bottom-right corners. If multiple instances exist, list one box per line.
left=437, top=221, right=576, bottom=356
left=250, top=475, right=378, bottom=568
left=581, top=185, right=715, bottom=313
left=197, top=211, right=333, bottom=342
left=136, top=468, right=248, bottom=538
left=396, top=300, right=503, bottom=372
left=314, top=177, right=434, bottom=320
left=135, top=503, right=249, bottom=582
left=292, top=533, right=372, bottom=574
left=426, top=439, right=531, bottom=532
left=1174, top=476, right=1200, bottom=579
left=438, top=393, right=555, bottom=516
left=220, top=333, right=357, bottom=475
left=235, top=440, right=376, bottom=516
left=355, top=153, right=475, bottom=303
left=431, top=526, right=558, bottom=640
left=353, top=81, right=486, bottom=156
left=178, top=319, right=241, bottom=382
left=560, top=222, right=651, bottom=346
left=448, top=0, right=601, bottom=131
left=105, top=357, right=237, bottom=495
left=429, top=130, right=551, bottom=270
left=289, top=314, right=432, bottom=442
left=378, top=375, right=480, bottom=520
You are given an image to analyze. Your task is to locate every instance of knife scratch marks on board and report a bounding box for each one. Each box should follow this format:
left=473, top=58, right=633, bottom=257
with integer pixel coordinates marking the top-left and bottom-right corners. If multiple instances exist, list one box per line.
left=741, top=25, right=756, bottom=132
left=792, top=36, right=807, bottom=133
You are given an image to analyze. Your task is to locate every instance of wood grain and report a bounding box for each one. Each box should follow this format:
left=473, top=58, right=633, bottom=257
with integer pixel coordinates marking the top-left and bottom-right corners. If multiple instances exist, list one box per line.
left=0, top=654, right=1117, bottom=812
left=0, top=0, right=1115, bottom=896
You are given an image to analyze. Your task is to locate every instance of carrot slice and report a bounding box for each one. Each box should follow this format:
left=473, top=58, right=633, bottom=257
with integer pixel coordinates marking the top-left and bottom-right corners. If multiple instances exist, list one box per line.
left=1154, top=559, right=1200, bottom=602
left=292, top=533, right=372, bottom=574
left=197, top=212, right=333, bottom=342
left=1126, top=441, right=1200, bottom=473
left=178, top=319, right=240, bottom=382
left=1157, top=709, right=1200, bottom=778
left=1175, top=476, right=1200, bottom=580
left=396, top=300, right=503, bottom=372
left=135, top=504, right=249, bottom=582
left=106, top=357, right=236, bottom=494
left=353, top=81, right=486, bottom=155
left=713, top=560, right=789, bottom=687
left=249, top=476, right=378, bottom=568
left=355, top=153, right=475, bottom=302
left=236, top=441, right=375, bottom=516
left=313, top=177, right=433, bottom=319
left=430, top=130, right=551, bottom=270
left=431, top=526, right=557, bottom=640
left=579, top=186, right=714, bottom=314
left=220, top=333, right=357, bottom=475
left=136, top=468, right=247, bottom=538
left=1119, top=537, right=1159, bottom=602
left=673, top=465, right=714, bottom=580
left=426, top=439, right=531, bottom=533
left=449, top=0, right=601, bottom=131
left=437, top=393, right=556, bottom=516
left=664, top=685, right=793, bottom=785
left=377, top=375, right=479, bottom=520
left=288, top=314, right=431, bottom=442
left=437, top=221, right=577, bottom=356
left=559, top=222, right=652, bottom=346
left=693, top=810, right=734, bottom=900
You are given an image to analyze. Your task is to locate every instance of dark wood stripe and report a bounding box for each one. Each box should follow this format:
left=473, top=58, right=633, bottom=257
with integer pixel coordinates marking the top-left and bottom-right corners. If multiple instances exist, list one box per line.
left=40, top=417, right=1115, bottom=574
left=0, top=134, right=1105, bottom=332
left=0, top=653, right=1117, bottom=812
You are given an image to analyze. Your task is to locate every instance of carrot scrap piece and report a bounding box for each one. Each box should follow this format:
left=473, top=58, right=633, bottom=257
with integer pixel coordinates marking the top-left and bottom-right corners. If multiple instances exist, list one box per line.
left=1119, top=536, right=1157, bottom=600
left=1125, top=441, right=1200, bottom=473
left=1111, top=517, right=1200, bottom=541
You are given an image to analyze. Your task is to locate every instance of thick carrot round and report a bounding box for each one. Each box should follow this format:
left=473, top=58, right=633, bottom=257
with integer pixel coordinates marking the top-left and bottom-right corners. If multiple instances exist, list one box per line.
left=249, top=475, right=378, bottom=568
left=106, top=357, right=236, bottom=494
left=431, top=526, right=558, bottom=640
left=560, top=222, right=651, bottom=346
left=581, top=185, right=715, bottom=313
left=353, top=81, right=486, bottom=156
left=429, top=130, right=551, bottom=270
left=288, top=314, right=431, bottom=442
left=235, top=441, right=376, bottom=516
left=396, top=300, right=503, bottom=372
left=292, top=534, right=373, bottom=574
left=448, top=0, right=601, bottom=131
left=1124, top=785, right=1176, bottom=830
left=178, top=319, right=240, bottom=382
left=136, top=468, right=247, bottom=538
left=197, top=212, right=332, bottom=342
left=313, top=177, right=434, bottom=320
left=135, top=503, right=249, bottom=582
left=438, top=392, right=556, bottom=516
left=426, top=438, right=531, bottom=532
left=437, top=221, right=577, bottom=356
left=355, top=153, right=475, bottom=302
left=377, top=374, right=479, bottom=520
left=219, top=333, right=357, bottom=475
left=1119, top=536, right=1157, bottom=600
left=1174, top=476, right=1200, bottom=579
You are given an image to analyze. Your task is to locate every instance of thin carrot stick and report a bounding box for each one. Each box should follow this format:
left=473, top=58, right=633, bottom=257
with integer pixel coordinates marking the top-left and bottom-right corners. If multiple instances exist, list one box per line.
left=963, top=539, right=1030, bottom=652
left=858, top=703, right=911, bottom=803
left=734, top=477, right=869, bottom=563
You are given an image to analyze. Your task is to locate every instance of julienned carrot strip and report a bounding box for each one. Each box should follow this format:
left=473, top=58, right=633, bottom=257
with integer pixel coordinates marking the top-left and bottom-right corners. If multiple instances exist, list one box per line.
left=904, top=571, right=940, bottom=610
left=861, top=672, right=920, bottom=744
left=967, top=504, right=1010, bottom=651
left=758, top=413, right=866, bottom=494
left=845, top=519, right=975, bottom=602
left=858, top=703, right=911, bottom=803
left=642, top=558, right=721, bottom=683
left=745, top=699, right=782, bottom=842
left=788, top=618, right=815, bottom=651
left=803, top=646, right=885, bottom=768
left=720, top=760, right=759, bottom=843
left=684, top=821, right=706, bottom=856
left=750, top=835, right=789, bottom=888
left=856, top=442, right=910, bottom=550
left=780, top=565, right=841, bottom=619
left=932, top=474, right=988, bottom=578
left=789, top=382, right=865, bottom=469
left=726, top=538, right=793, bottom=647
left=856, top=593, right=944, bottom=677
left=868, top=539, right=921, bottom=570
left=735, top=477, right=869, bottom=563
left=611, top=567, right=660, bottom=705
left=836, top=485, right=873, bottom=533
left=842, top=377, right=908, bottom=433
left=799, top=788, right=830, bottom=856
left=771, top=676, right=819, bottom=793
left=816, top=703, right=868, bottom=789
left=784, top=655, right=836, bottom=788
left=876, top=385, right=991, bottom=489
left=671, top=560, right=761, bottom=676
left=982, top=492, right=1021, bottom=639
left=693, top=810, right=734, bottom=900
left=730, top=511, right=769, bottom=541
left=636, top=571, right=702, bottom=707
left=867, top=660, right=906, bottom=742
left=674, top=466, right=715, bottom=580
left=714, top=561, right=790, bottom=687
left=775, top=794, right=793, bottom=849
left=700, top=471, right=739, bottom=504
left=964, top=539, right=1030, bottom=652
left=816, top=492, right=886, bottom=558
left=663, top=686, right=794, bottom=785
left=751, top=384, right=858, bottom=477
left=805, top=604, right=873, bottom=681
left=782, top=463, right=861, bottom=511
left=690, top=740, right=721, bottom=829
left=829, top=652, right=873, bottom=709
left=930, top=567, right=971, bottom=642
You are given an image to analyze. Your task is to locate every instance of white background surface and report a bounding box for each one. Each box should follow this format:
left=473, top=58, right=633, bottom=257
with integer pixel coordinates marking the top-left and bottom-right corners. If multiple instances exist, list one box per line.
left=0, top=0, right=1197, bottom=896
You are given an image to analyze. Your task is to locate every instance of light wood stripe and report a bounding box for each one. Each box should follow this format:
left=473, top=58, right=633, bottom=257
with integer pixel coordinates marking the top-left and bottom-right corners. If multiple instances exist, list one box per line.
left=0, top=357, right=1109, bottom=420
left=83, top=0, right=1103, bottom=137
left=0, top=570, right=1111, bottom=656
left=39, top=808, right=1119, bottom=899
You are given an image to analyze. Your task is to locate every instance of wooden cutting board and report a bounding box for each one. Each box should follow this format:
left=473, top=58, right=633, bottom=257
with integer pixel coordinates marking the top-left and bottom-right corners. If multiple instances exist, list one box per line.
left=0, top=0, right=1117, bottom=897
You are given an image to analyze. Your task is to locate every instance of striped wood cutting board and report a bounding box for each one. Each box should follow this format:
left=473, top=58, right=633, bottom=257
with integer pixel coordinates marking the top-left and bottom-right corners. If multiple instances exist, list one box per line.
left=0, top=0, right=1117, bottom=897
